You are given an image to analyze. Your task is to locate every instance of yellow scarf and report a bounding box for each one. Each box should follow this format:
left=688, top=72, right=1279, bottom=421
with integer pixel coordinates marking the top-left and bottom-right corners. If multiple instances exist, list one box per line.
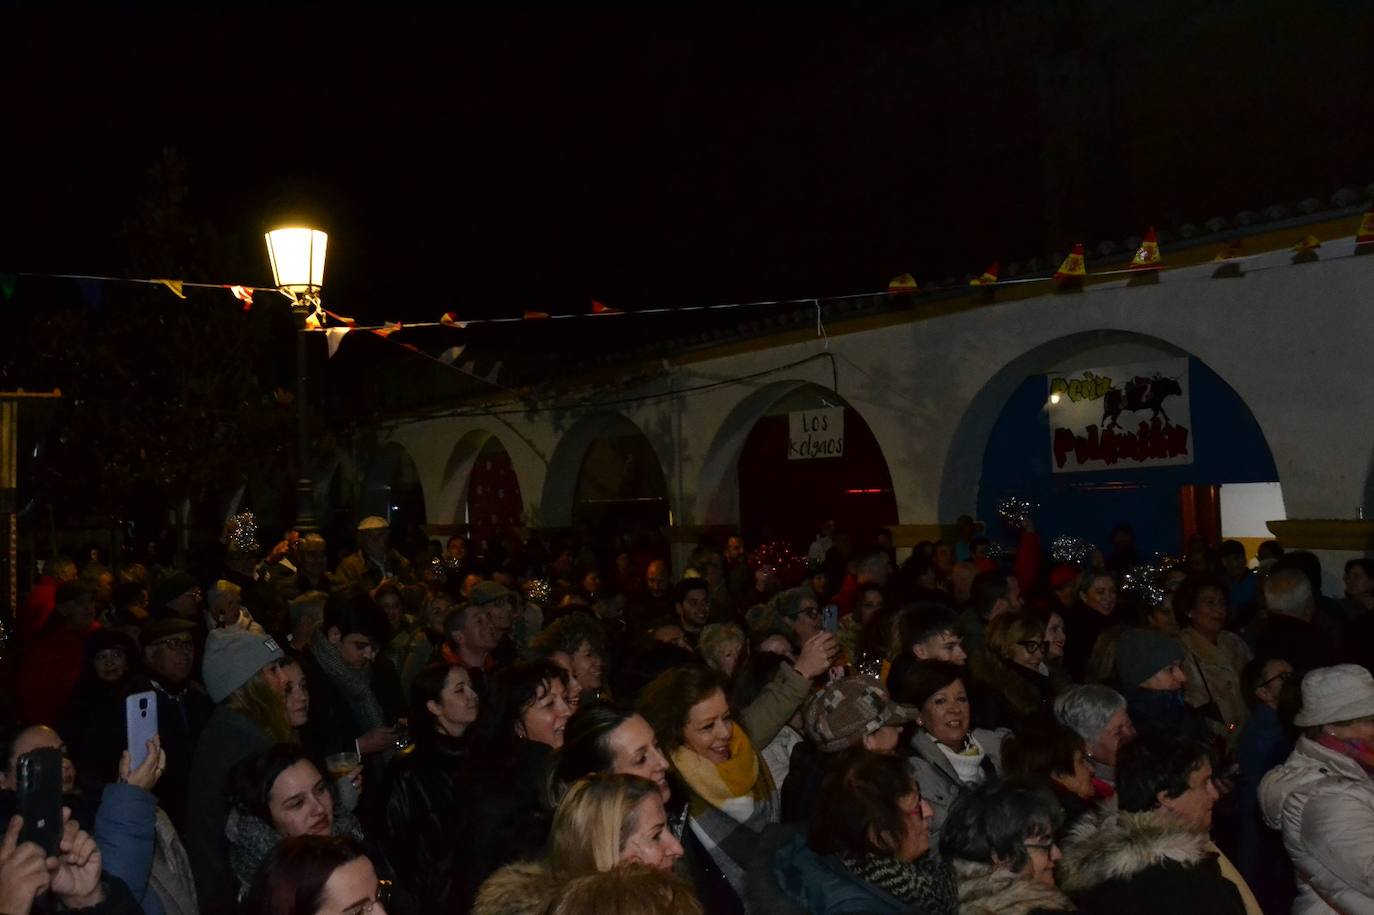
left=671, top=722, right=774, bottom=810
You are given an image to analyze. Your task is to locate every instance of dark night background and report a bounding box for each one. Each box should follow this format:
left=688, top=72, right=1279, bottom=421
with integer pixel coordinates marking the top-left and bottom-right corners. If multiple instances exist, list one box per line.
left=1, top=6, right=1372, bottom=537
left=4, top=6, right=1373, bottom=322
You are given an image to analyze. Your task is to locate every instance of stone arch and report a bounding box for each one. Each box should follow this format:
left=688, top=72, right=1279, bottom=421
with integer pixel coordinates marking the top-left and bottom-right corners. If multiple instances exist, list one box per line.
left=360, top=441, right=427, bottom=537
left=695, top=379, right=823, bottom=528
left=541, top=412, right=669, bottom=529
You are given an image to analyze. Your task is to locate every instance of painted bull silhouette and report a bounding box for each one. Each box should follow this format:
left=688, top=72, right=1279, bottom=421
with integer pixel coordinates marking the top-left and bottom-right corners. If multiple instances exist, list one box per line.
left=1102, top=373, right=1182, bottom=430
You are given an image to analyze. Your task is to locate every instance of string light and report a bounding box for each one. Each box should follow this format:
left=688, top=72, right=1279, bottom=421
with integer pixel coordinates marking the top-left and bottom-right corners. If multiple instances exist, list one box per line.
left=1051, top=535, right=1092, bottom=565
left=997, top=496, right=1035, bottom=530
left=226, top=511, right=261, bottom=555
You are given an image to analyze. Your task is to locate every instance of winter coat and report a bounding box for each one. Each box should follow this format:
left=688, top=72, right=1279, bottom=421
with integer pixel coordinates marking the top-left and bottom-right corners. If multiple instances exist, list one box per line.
left=1121, top=686, right=1213, bottom=746
left=1064, top=603, right=1120, bottom=684
left=17, top=623, right=93, bottom=725
left=184, top=705, right=274, bottom=915
left=737, top=662, right=814, bottom=749
left=967, top=650, right=1057, bottom=732
left=332, top=549, right=416, bottom=596
left=1260, top=735, right=1374, bottom=914
left=298, top=647, right=406, bottom=785
left=770, top=830, right=928, bottom=915
left=951, top=859, right=1075, bottom=915
left=907, top=728, right=1006, bottom=841
left=1058, top=806, right=1247, bottom=915
left=472, top=861, right=561, bottom=915
left=1180, top=628, right=1252, bottom=753
left=469, top=738, right=557, bottom=891
left=93, top=782, right=198, bottom=915
left=1233, top=704, right=1295, bottom=914
left=380, top=734, right=481, bottom=913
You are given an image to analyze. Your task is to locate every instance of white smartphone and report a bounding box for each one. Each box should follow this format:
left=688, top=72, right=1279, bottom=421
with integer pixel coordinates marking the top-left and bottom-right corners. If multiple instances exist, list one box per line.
left=125, top=690, right=159, bottom=771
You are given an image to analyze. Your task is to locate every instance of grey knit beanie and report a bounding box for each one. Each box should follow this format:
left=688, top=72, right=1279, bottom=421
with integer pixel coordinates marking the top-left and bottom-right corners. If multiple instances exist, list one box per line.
left=1115, top=627, right=1185, bottom=688
left=203, top=628, right=283, bottom=703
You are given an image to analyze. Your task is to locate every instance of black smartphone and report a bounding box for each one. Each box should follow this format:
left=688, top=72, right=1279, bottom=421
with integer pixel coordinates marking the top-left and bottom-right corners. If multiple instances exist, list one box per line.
left=16, top=746, right=63, bottom=856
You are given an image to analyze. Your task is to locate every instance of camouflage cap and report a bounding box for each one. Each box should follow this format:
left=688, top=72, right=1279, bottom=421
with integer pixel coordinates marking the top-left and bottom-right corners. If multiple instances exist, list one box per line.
left=802, top=676, right=920, bottom=753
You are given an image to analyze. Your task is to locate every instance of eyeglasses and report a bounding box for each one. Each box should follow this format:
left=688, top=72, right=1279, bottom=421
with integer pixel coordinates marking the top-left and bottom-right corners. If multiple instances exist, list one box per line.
left=1023, top=838, right=1057, bottom=852
left=1258, top=670, right=1294, bottom=691
left=342, top=880, right=392, bottom=915
left=1016, top=640, right=1051, bottom=655
left=797, top=606, right=821, bottom=619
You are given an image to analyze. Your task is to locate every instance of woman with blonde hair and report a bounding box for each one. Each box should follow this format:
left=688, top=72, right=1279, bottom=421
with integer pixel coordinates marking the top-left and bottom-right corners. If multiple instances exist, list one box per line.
left=474, top=774, right=684, bottom=915
left=185, top=628, right=293, bottom=914
left=969, top=612, right=1061, bottom=732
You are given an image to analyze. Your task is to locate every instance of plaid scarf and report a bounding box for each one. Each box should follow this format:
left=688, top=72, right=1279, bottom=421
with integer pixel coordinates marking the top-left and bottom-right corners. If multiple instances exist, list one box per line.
left=310, top=631, right=385, bottom=736
left=671, top=723, right=777, bottom=896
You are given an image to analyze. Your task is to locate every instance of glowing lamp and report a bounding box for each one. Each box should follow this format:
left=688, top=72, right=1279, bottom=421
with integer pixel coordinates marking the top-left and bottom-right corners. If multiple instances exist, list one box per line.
left=265, top=227, right=328, bottom=297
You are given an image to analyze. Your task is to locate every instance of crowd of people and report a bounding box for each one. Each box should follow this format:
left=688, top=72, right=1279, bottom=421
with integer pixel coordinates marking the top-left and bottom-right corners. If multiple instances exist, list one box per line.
left=2, top=511, right=1373, bottom=915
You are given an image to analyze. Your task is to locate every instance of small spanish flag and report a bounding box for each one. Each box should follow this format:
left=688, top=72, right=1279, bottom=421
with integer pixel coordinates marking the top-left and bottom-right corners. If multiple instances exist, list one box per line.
left=1293, top=235, right=1322, bottom=253
left=229, top=285, right=254, bottom=310
left=523, top=311, right=551, bottom=320
left=1214, top=241, right=1243, bottom=261
left=1356, top=209, right=1374, bottom=246
left=969, top=263, right=1000, bottom=286
left=887, top=273, right=919, bottom=294
left=1054, top=244, right=1086, bottom=282
left=440, top=311, right=465, bottom=328
left=1130, top=228, right=1161, bottom=270
left=591, top=299, right=622, bottom=315
left=371, top=322, right=403, bottom=339
left=154, top=278, right=186, bottom=299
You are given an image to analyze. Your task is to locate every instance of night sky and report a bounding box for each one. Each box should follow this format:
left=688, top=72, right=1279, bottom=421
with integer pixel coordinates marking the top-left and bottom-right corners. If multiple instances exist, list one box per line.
left=5, top=8, right=1373, bottom=325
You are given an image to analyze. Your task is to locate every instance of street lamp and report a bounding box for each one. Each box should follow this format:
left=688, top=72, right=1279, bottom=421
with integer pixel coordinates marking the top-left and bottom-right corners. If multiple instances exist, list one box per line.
left=265, top=226, right=328, bottom=534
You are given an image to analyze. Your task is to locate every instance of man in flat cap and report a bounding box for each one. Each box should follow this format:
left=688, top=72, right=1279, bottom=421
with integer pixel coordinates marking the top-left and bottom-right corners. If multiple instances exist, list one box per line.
left=333, top=515, right=417, bottom=597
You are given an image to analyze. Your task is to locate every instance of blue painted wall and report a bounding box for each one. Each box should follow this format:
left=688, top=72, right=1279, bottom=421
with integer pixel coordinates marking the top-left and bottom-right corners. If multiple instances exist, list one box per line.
left=976, top=358, right=1278, bottom=556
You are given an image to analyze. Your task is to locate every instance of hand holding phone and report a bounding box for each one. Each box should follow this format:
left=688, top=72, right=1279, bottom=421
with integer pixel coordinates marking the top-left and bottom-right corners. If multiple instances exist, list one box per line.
left=0, top=814, right=52, bottom=914
left=125, top=691, right=158, bottom=771
left=119, top=736, right=165, bottom=792
left=15, top=748, right=62, bottom=858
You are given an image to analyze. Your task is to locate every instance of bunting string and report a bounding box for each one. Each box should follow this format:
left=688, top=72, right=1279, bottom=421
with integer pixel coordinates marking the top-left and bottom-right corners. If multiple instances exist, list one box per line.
left=2, top=214, right=1371, bottom=339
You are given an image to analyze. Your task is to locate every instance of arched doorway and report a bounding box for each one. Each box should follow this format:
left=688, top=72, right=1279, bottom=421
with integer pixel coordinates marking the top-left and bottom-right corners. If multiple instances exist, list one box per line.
left=974, top=333, right=1282, bottom=556
left=737, top=384, right=898, bottom=548
left=464, top=436, right=524, bottom=549
left=569, top=416, right=670, bottom=543
left=361, top=442, right=427, bottom=552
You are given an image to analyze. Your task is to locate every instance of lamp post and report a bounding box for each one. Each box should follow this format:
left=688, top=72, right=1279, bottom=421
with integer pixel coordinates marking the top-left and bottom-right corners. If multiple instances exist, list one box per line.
left=265, top=227, right=327, bottom=534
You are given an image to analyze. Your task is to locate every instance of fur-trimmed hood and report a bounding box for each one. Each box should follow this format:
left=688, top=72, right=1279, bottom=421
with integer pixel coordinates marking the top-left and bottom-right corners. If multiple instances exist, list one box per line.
left=472, top=861, right=560, bottom=915
left=969, top=648, right=1049, bottom=720
left=1057, top=805, right=1212, bottom=896
left=953, top=859, right=1075, bottom=915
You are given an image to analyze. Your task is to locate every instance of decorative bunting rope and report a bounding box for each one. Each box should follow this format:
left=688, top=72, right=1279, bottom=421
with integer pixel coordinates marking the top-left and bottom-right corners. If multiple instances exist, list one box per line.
left=4, top=214, right=1372, bottom=336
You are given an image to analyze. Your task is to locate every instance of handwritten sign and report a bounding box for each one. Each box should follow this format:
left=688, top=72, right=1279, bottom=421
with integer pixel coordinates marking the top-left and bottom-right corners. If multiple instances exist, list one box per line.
left=789, top=407, right=845, bottom=460
left=1048, top=358, right=1192, bottom=473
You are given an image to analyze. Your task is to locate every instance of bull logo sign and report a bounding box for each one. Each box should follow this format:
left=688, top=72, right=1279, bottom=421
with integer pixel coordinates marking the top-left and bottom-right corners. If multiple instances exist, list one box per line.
left=1047, top=358, right=1192, bottom=473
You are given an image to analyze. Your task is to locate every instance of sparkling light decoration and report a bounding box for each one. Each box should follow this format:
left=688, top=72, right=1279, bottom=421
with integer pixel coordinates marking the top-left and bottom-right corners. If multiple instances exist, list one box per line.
left=1051, top=535, right=1091, bottom=565
left=525, top=578, right=552, bottom=605
left=1119, top=563, right=1166, bottom=608
left=997, top=496, right=1035, bottom=530
left=749, top=541, right=807, bottom=586
left=226, top=511, right=261, bottom=555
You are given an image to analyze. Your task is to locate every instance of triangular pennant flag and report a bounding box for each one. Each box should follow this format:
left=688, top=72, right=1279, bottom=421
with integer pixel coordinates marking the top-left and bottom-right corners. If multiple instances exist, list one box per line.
left=1054, top=244, right=1086, bottom=282
left=1214, top=240, right=1244, bottom=261
left=438, top=345, right=466, bottom=364
left=887, top=273, right=919, bottom=293
left=324, top=309, right=356, bottom=327
left=229, top=285, right=254, bottom=310
left=372, top=321, right=403, bottom=338
left=1129, top=227, right=1161, bottom=270
left=0, top=273, right=16, bottom=300
left=305, top=311, right=322, bottom=330
left=591, top=299, right=622, bottom=315
left=1358, top=209, right=1374, bottom=246
left=325, top=327, right=352, bottom=358
left=440, top=311, right=466, bottom=328
left=523, top=311, right=551, bottom=320
left=154, top=278, right=186, bottom=299
left=969, top=262, right=999, bottom=286
left=1293, top=235, right=1322, bottom=253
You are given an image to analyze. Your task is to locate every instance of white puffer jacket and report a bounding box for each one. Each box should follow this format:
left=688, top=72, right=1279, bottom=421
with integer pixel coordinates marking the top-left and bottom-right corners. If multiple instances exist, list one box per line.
left=1259, top=736, right=1374, bottom=915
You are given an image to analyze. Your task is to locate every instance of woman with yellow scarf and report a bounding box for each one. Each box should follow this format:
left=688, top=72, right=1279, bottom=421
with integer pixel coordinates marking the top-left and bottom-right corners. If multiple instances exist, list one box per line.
left=637, top=651, right=828, bottom=914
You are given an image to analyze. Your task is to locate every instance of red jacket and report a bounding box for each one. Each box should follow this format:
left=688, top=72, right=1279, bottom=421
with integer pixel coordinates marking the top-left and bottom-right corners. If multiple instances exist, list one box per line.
left=16, top=623, right=95, bottom=725
left=19, top=575, right=60, bottom=642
